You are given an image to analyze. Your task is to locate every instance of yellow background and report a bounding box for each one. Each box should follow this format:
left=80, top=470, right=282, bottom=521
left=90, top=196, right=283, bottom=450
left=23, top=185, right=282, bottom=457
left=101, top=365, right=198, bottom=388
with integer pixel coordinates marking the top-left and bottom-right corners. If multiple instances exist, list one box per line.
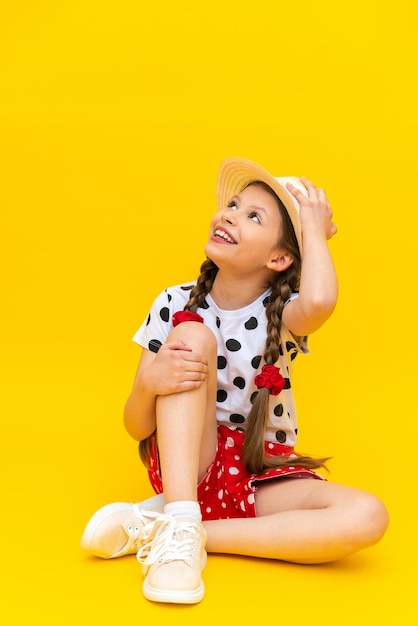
left=1, top=1, right=417, bottom=623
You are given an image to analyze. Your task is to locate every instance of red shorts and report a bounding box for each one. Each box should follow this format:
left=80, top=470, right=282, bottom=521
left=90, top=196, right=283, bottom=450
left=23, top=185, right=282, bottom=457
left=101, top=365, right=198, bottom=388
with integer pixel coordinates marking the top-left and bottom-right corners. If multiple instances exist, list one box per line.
left=146, top=425, right=324, bottom=521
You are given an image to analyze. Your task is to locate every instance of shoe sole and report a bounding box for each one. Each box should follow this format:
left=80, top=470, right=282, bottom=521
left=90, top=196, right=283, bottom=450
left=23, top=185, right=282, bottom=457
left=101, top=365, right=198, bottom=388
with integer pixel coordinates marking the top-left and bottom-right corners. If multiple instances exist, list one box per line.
left=80, top=494, right=165, bottom=557
left=142, top=579, right=205, bottom=604
left=142, top=552, right=207, bottom=604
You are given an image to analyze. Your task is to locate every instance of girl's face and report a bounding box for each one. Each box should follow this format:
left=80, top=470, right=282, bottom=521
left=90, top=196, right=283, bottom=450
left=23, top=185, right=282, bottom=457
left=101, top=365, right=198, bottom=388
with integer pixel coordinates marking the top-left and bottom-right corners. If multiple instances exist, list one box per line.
left=205, top=183, right=293, bottom=279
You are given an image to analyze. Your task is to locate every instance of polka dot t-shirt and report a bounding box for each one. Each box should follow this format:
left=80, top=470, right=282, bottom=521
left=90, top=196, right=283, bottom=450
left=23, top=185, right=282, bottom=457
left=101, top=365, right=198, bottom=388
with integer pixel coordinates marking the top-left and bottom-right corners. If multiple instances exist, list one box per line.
left=132, top=282, right=308, bottom=447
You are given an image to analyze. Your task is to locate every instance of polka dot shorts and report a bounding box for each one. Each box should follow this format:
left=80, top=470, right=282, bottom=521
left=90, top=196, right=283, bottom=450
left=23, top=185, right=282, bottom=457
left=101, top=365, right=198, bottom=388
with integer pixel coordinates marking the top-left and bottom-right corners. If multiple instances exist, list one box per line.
left=146, top=425, right=324, bottom=521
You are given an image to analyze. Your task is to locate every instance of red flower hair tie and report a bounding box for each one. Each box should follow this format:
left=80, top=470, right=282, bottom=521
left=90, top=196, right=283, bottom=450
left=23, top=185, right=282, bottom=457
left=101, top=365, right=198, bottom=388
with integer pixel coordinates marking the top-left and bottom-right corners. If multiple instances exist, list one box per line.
left=172, top=310, right=204, bottom=327
left=254, top=364, right=286, bottom=396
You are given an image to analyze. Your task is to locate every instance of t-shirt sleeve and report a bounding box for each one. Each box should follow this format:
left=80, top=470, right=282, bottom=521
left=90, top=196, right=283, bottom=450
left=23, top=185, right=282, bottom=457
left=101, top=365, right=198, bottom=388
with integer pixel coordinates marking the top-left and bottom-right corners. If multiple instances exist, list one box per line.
left=132, top=289, right=174, bottom=353
left=283, top=291, right=309, bottom=354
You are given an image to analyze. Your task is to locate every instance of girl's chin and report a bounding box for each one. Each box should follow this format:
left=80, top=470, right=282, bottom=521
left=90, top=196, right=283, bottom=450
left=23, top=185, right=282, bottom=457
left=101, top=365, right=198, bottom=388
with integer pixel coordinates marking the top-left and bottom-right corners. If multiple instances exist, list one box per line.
left=205, top=240, right=234, bottom=256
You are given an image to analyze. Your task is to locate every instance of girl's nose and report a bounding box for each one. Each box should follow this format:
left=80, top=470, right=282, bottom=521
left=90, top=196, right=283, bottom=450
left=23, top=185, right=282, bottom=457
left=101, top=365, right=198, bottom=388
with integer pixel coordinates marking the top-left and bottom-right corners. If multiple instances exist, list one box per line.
left=221, top=207, right=237, bottom=225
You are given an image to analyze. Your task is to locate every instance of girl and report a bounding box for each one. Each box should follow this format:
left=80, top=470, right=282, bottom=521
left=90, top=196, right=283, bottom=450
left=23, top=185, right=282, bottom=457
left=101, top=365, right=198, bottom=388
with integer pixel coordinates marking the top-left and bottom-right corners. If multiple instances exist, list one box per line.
left=81, top=157, right=389, bottom=604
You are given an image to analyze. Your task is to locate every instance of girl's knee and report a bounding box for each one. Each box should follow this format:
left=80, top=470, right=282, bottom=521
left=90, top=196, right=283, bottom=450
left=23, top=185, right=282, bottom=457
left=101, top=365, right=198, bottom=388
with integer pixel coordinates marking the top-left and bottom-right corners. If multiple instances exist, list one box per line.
left=365, top=495, right=389, bottom=542
left=170, top=321, right=217, bottom=356
left=350, top=492, right=389, bottom=547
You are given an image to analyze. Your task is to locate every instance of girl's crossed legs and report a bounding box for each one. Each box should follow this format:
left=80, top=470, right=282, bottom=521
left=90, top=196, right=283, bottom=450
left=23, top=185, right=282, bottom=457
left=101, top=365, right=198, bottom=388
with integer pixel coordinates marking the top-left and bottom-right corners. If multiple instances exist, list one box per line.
left=81, top=322, right=389, bottom=602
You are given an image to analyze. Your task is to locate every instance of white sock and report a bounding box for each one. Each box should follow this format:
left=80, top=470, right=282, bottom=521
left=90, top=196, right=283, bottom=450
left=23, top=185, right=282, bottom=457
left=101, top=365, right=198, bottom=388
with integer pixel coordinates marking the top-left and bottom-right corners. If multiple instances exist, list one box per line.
left=164, top=500, right=201, bottom=521
left=139, top=493, right=165, bottom=512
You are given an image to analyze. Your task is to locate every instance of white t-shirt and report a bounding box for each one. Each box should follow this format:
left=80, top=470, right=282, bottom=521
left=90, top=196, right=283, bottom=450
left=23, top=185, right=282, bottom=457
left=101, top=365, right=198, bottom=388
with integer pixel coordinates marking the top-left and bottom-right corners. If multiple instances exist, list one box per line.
left=133, top=282, right=308, bottom=447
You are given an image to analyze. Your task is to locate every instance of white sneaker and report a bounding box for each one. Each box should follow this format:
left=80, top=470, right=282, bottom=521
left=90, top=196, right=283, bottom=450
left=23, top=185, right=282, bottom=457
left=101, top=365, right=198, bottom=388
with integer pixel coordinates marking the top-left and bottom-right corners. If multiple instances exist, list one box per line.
left=137, top=515, right=207, bottom=604
left=80, top=494, right=165, bottom=559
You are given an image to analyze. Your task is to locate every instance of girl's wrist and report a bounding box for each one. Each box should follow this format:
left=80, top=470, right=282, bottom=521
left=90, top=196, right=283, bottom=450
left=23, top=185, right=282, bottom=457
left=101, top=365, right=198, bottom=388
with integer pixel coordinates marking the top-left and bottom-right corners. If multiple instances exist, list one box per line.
left=301, top=222, right=329, bottom=239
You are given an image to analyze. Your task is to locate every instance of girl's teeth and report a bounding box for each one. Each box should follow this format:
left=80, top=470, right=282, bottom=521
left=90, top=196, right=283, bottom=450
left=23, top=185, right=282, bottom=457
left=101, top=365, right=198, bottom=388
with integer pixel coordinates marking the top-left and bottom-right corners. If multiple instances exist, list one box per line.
left=215, top=229, right=234, bottom=243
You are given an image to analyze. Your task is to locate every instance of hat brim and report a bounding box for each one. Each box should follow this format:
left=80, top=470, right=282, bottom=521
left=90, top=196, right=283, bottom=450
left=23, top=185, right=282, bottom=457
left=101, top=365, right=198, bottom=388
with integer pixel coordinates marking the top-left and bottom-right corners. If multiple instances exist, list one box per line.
left=216, top=157, right=304, bottom=255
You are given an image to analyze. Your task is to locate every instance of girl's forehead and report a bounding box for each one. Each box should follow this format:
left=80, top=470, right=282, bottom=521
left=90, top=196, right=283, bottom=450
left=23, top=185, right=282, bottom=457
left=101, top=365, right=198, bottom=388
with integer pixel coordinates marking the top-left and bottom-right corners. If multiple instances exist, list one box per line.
left=236, top=184, right=280, bottom=207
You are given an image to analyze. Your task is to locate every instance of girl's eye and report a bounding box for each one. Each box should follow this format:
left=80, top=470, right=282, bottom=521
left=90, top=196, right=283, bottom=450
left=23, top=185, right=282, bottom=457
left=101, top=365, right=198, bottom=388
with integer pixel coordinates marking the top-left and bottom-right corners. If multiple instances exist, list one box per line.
left=249, top=212, right=261, bottom=223
left=227, top=201, right=238, bottom=211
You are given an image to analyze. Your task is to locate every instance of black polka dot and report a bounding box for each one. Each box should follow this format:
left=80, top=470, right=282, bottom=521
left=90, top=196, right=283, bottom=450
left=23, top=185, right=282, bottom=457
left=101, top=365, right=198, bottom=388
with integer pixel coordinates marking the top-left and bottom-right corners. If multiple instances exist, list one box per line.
left=146, top=313, right=151, bottom=326
left=167, top=293, right=172, bottom=302
left=180, top=284, right=193, bottom=291
left=201, top=299, right=209, bottom=309
left=230, top=414, right=245, bottom=424
left=216, top=316, right=221, bottom=328
left=233, top=377, right=246, bottom=389
left=226, top=338, right=241, bottom=352
left=160, top=307, right=170, bottom=322
left=250, top=391, right=258, bottom=404
left=244, top=317, right=258, bottom=330
left=279, top=344, right=284, bottom=356
left=286, top=341, right=296, bottom=352
left=276, top=430, right=287, bottom=443
left=149, top=339, right=162, bottom=353
left=263, top=296, right=270, bottom=308
left=217, top=389, right=227, bottom=402
left=295, top=428, right=298, bottom=435
left=274, top=404, right=284, bottom=417
left=251, top=355, right=262, bottom=369
left=217, top=356, right=227, bottom=369
left=290, top=351, right=297, bottom=361
left=283, top=378, right=291, bottom=389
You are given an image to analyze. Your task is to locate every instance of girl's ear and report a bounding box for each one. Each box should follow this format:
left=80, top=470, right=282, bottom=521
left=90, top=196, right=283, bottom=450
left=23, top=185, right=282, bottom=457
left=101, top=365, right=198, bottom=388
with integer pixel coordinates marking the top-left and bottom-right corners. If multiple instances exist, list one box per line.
left=266, top=251, right=294, bottom=273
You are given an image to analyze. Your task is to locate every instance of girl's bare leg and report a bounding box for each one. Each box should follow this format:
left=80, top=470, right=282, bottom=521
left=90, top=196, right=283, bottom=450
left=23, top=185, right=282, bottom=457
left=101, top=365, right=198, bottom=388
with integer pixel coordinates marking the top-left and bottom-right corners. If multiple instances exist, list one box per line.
left=203, top=478, right=389, bottom=563
left=155, top=322, right=218, bottom=504
left=134, top=323, right=219, bottom=603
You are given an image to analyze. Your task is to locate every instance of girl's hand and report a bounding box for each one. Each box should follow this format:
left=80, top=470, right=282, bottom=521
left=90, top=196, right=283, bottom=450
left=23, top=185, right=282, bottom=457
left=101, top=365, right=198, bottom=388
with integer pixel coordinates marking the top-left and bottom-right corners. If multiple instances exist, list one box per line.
left=287, top=177, right=337, bottom=241
left=144, top=340, right=209, bottom=396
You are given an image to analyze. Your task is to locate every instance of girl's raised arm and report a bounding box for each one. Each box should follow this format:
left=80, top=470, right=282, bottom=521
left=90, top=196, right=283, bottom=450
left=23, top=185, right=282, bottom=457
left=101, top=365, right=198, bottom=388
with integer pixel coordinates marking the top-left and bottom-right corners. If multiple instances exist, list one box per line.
left=281, top=177, right=338, bottom=337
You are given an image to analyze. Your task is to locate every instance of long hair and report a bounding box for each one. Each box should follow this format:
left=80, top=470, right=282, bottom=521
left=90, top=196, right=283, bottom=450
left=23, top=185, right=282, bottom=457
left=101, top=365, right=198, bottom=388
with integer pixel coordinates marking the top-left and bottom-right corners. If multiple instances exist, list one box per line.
left=140, top=181, right=329, bottom=473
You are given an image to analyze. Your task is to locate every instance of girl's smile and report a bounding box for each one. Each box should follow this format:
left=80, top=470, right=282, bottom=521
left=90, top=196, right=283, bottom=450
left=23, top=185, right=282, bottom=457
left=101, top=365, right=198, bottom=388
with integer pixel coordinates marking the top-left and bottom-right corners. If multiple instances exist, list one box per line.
left=212, top=227, right=236, bottom=244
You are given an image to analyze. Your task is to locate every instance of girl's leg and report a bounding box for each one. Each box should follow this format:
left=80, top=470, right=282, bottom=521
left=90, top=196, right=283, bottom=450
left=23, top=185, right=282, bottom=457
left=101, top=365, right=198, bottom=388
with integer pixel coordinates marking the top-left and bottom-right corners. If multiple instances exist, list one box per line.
left=203, top=478, right=389, bottom=564
left=156, top=321, right=219, bottom=503
left=138, top=321, right=219, bottom=604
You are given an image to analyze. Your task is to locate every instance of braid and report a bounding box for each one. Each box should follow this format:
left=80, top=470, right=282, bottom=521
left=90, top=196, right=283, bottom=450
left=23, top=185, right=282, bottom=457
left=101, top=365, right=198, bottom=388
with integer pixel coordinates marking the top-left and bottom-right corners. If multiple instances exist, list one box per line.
left=185, top=259, right=218, bottom=312
left=242, top=269, right=295, bottom=473
left=264, top=271, right=294, bottom=365
left=242, top=268, right=330, bottom=474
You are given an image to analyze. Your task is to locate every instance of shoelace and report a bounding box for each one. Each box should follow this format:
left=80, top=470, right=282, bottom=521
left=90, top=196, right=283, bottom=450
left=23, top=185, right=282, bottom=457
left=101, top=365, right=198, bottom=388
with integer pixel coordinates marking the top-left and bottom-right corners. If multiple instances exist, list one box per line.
left=137, top=516, right=201, bottom=565
left=123, top=505, right=160, bottom=552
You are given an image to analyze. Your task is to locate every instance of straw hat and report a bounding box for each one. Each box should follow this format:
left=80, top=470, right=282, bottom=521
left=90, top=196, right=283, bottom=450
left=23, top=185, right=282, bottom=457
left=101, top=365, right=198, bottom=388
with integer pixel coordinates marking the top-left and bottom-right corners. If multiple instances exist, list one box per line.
left=216, top=157, right=307, bottom=254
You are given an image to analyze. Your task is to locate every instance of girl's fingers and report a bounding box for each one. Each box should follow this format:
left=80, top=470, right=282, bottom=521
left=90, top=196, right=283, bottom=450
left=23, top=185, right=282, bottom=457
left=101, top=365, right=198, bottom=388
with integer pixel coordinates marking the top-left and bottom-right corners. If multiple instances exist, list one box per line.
left=317, top=187, right=327, bottom=202
left=291, top=179, right=333, bottom=214
left=286, top=181, right=302, bottom=199
left=288, top=178, right=325, bottom=203
left=300, top=178, right=327, bottom=202
left=288, top=178, right=337, bottom=239
left=299, top=176, right=316, bottom=194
